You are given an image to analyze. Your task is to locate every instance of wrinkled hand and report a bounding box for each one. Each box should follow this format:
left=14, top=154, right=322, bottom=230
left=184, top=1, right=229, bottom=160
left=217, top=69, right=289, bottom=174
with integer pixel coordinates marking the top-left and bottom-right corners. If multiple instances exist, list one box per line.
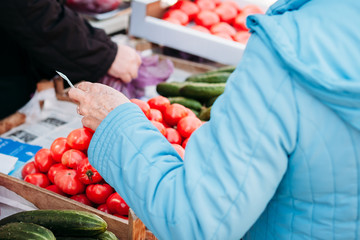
left=68, top=82, right=130, bottom=131
left=107, top=44, right=142, bottom=84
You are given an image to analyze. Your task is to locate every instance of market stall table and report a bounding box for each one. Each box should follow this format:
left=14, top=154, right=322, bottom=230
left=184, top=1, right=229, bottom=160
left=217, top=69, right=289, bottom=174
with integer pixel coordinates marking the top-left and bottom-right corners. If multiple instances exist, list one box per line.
left=0, top=53, right=223, bottom=239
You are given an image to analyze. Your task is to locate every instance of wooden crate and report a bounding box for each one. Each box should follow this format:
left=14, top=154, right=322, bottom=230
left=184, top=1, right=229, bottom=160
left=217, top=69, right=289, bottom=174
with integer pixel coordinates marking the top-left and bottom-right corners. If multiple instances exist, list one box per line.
left=0, top=173, right=132, bottom=239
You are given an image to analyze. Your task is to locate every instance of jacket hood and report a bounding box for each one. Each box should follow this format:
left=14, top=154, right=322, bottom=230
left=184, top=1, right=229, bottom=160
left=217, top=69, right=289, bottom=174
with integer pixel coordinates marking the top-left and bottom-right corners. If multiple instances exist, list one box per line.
left=247, top=0, right=360, bottom=130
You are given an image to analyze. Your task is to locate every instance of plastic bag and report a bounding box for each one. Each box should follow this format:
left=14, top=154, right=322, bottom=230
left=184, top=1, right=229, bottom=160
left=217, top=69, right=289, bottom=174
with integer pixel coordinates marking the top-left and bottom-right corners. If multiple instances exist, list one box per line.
left=65, top=0, right=122, bottom=14
left=99, top=55, right=174, bottom=99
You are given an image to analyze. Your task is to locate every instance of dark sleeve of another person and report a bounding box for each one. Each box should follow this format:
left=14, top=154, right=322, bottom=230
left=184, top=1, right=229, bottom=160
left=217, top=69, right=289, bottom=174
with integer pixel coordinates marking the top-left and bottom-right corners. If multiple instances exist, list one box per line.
left=0, top=0, right=117, bottom=83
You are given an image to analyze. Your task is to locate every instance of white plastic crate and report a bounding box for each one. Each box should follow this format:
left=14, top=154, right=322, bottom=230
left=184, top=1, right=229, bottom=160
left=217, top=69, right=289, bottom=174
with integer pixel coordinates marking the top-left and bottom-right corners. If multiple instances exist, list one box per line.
left=129, top=0, right=270, bottom=65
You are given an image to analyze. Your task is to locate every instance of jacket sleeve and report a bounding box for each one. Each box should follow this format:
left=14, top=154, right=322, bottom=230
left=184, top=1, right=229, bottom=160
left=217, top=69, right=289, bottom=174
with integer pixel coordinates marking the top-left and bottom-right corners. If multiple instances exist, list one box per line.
left=88, top=33, right=299, bottom=239
left=0, top=0, right=117, bottom=83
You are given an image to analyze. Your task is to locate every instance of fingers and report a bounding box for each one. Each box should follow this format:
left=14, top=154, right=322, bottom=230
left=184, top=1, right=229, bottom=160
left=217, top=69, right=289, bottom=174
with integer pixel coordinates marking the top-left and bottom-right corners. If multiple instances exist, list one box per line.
left=79, top=104, right=106, bottom=120
left=76, top=81, right=93, bottom=92
left=133, top=53, right=142, bottom=79
left=68, top=87, right=86, bottom=103
left=121, top=73, right=133, bottom=84
left=136, top=52, right=142, bottom=65
left=107, top=45, right=142, bottom=83
left=123, top=57, right=141, bottom=82
left=69, top=81, right=117, bottom=132
left=82, top=115, right=102, bottom=131
left=69, top=81, right=95, bottom=105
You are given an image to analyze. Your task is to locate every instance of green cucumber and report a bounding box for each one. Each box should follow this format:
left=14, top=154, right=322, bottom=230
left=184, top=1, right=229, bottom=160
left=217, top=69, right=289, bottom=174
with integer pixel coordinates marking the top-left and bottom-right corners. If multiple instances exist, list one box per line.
left=198, top=107, right=212, bottom=121
left=168, top=96, right=203, bottom=111
left=0, top=222, right=56, bottom=240
left=185, top=72, right=231, bottom=83
left=189, top=108, right=200, bottom=117
left=96, top=230, right=118, bottom=240
left=207, top=65, right=236, bottom=74
left=56, top=231, right=118, bottom=240
left=206, top=96, right=218, bottom=107
left=0, top=209, right=107, bottom=237
left=156, top=82, right=187, bottom=97
left=185, top=65, right=235, bottom=83
left=179, top=83, right=226, bottom=100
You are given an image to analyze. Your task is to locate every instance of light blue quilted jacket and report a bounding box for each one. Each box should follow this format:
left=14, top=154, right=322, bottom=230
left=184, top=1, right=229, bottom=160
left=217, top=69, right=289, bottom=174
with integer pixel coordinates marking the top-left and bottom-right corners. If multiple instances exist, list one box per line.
left=88, top=0, right=360, bottom=239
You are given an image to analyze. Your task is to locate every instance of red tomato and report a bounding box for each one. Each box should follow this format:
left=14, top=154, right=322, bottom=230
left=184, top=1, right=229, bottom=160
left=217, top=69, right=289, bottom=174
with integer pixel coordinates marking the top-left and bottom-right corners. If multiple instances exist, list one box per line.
left=172, top=144, right=185, bottom=159
left=84, top=126, right=95, bottom=134
left=190, top=25, right=211, bottom=34
left=214, top=4, right=238, bottom=24
left=86, top=183, right=114, bottom=205
left=233, top=13, right=249, bottom=31
left=221, top=0, right=242, bottom=13
left=233, top=31, right=251, bottom=44
left=130, top=98, right=151, bottom=118
left=194, top=10, right=220, bottom=29
left=163, top=103, right=188, bottom=126
left=106, top=193, right=129, bottom=216
left=147, top=96, right=170, bottom=113
left=21, top=161, right=40, bottom=179
left=162, top=9, right=189, bottom=26
left=210, top=22, right=236, bottom=37
left=213, top=31, right=233, bottom=40
left=233, top=5, right=263, bottom=31
left=195, top=0, right=216, bottom=11
left=47, top=163, right=68, bottom=184
left=177, top=116, right=203, bottom=138
left=241, top=4, right=264, bottom=15
left=50, top=137, right=71, bottom=162
left=67, top=128, right=93, bottom=151
left=185, top=108, right=197, bottom=118
left=70, top=194, right=93, bottom=206
left=45, top=184, right=66, bottom=196
left=77, top=158, right=103, bottom=185
left=61, top=149, right=87, bottom=169
left=162, top=17, right=182, bottom=25
left=182, top=137, right=189, bottom=149
left=147, top=108, right=163, bottom=122
left=170, top=0, right=200, bottom=20
left=151, top=120, right=167, bottom=136
left=34, top=148, right=54, bottom=173
left=24, top=173, right=50, bottom=188
left=210, top=0, right=222, bottom=6
left=54, top=169, right=85, bottom=195
left=165, top=128, right=182, bottom=145
left=97, top=204, right=111, bottom=214
left=161, top=120, right=171, bottom=129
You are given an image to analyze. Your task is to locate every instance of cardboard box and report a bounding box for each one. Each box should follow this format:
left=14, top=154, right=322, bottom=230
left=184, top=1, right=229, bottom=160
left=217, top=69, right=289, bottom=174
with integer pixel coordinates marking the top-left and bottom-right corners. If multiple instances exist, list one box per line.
left=129, top=0, right=268, bottom=65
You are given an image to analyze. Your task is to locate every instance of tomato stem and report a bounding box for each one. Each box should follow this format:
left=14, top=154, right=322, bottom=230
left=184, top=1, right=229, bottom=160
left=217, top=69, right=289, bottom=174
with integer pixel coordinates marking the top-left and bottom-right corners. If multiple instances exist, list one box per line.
left=86, top=170, right=94, bottom=181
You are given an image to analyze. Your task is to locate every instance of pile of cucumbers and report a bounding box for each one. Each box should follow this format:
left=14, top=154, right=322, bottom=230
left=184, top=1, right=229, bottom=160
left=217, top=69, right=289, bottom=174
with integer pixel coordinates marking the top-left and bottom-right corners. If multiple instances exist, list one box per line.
left=0, top=209, right=118, bottom=240
left=156, top=65, right=235, bottom=121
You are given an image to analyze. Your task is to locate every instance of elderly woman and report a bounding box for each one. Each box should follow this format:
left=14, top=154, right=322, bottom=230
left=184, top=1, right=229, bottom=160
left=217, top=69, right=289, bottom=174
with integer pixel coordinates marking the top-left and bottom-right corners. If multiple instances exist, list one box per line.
left=69, top=0, right=360, bottom=239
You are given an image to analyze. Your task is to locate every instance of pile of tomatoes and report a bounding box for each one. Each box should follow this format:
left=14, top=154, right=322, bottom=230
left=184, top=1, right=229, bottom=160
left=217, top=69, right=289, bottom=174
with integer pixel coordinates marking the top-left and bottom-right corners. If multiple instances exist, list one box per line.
left=21, top=127, right=129, bottom=219
left=131, top=95, right=203, bottom=159
left=21, top=95, right=202, bottom=218
left=161, top=0, right=264, bottom=44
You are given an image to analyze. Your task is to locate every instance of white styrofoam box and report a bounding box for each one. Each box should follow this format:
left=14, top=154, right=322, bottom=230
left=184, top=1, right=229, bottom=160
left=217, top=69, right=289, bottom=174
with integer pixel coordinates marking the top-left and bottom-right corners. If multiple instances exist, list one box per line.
left=129, top=0, right=271, bottom=65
